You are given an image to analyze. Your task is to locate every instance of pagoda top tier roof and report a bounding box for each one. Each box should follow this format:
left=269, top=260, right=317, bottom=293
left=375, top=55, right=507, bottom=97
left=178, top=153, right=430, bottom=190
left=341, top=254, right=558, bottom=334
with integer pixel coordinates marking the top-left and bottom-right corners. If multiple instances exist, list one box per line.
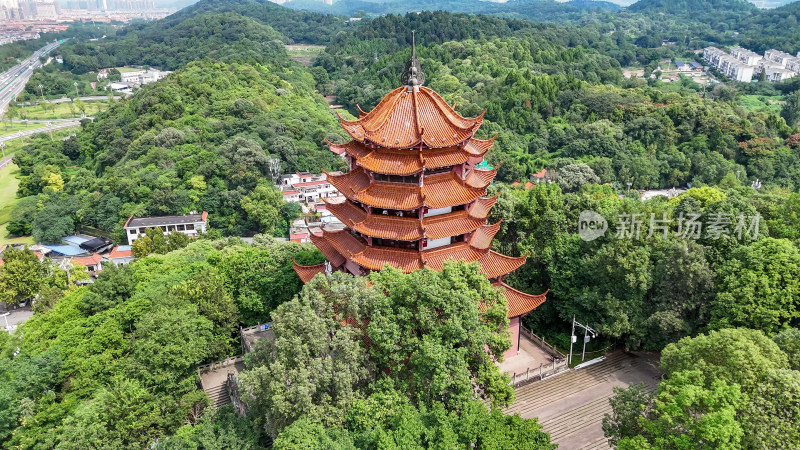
left=340, top=86, right=485, bottom=149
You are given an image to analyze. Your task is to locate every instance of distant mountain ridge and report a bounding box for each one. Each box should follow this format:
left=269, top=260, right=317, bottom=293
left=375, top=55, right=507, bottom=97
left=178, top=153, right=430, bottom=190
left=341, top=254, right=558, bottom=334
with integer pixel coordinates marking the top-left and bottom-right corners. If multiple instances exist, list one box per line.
left=628, top=0, right=758, bottom=13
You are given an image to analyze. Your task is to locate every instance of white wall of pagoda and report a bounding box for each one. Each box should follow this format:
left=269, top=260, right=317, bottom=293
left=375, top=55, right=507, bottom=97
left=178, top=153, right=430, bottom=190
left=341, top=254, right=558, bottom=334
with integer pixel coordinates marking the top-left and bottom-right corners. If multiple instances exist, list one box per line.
left=424, top=206, right=452, bottom=217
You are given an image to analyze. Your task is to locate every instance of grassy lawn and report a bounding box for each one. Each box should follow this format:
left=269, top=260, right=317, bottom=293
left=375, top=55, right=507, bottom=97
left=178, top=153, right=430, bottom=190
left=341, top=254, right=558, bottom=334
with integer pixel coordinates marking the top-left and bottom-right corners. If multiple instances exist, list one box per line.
left=15, top=100, right=109, bottom=120
left=285, top=44, right=325, bottom=66
left=0, top=160, right=34, bottom=245
left=285, top=44, right=325, bottom=58
left=0, top=121, right=49, bottom=138
left=737, top=94, right=784, bottom=114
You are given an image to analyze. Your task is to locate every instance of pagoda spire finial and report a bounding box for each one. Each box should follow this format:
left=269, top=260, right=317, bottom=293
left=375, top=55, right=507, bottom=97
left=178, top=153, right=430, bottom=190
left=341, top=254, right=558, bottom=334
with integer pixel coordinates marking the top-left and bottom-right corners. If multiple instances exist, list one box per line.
left=401, top=30, right=425, bottom=88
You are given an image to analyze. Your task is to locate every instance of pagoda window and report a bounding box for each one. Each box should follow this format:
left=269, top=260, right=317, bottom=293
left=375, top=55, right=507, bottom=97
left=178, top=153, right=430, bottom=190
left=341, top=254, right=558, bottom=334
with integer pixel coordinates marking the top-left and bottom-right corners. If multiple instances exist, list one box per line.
left=374, top=207, right=417, bottom=217
left=424, top=166, right=453, bottom=176
left=452, top=234, right=466, bottom=243
left=373, top=238, right=417, bottom=248
left=373, top=173, right=420, bottom=184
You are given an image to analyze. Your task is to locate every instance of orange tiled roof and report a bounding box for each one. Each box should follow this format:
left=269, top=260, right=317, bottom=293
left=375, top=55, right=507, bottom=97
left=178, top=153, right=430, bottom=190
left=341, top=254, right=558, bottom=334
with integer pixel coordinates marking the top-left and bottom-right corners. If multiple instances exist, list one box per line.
left=424, top=210, right=486, bottom=240
left=324, top=198, right=368, bottom=226
left=424, top=172, right=487, bottom=209
left=422, top=242, right=485, bottom=270
left=464, top=135, right=496, bottom=155
left=340, top=86, right=484, bottom=149
left=470, top=221, right=502, bottom=250
left=73, top=253, right=103, bottom=267
left=494, top=281, right=548, bottom=317
left=465, top=166, right=498, bottom=189
left=326, top=198, right=488, bottom=241
left=109, top=246, right=133, bottom=259
left=479, top=251, right=527, bottom=278
left=327, top=168, right=486, bottom=210
left=334, top=140, right=489, bottom=176
left=356, top=148, right=423, bottom=176
left=309, top=233, right=347, bottom=267
left=468, top=194, right=499, bottom=219
left=325, top=167, right=371, bottom=198
left=357, top=215, right=423, bottom=241
left=293, top=260, right=327, bottom=283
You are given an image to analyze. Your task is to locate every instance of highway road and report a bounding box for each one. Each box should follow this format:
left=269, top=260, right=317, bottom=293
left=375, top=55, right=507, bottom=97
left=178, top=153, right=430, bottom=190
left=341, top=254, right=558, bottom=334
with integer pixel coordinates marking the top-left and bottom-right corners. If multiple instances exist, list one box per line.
left=0, top=40, right=62, bottom=119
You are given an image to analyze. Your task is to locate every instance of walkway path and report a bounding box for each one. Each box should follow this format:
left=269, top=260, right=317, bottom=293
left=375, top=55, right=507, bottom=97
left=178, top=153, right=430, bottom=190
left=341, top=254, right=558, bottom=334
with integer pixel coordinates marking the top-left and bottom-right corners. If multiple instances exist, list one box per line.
left=0, top=120, right=82, bottom=144
left=505, top=351, right=661, bottom=450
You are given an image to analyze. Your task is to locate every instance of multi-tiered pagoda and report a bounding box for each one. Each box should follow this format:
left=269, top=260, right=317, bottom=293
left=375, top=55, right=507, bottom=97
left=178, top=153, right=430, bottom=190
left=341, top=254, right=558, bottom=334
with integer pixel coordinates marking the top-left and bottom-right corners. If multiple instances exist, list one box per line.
left=294, top=41, right=548, bottom=359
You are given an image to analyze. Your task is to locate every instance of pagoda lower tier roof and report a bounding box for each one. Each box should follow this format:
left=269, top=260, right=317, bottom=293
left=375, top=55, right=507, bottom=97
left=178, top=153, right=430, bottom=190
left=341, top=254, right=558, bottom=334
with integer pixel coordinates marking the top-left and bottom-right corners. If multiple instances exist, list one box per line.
left=310, top=229, right=525, bottom=278
left=493, top=281, right=548, bottom=317
left=326, top=167, right=493, bottom=210
left=292, top=260, right=327, bottom=283
left=339, top=85, right=485, bottom=149
left=324, top=198, right=491, bottom=241
left=328, top=138, right=495, bottom=176
left=468, top=194, right=499, bottom=219
left=292, top=259, right=545, bottom=319
left=469, top=221, right=503, bottom=250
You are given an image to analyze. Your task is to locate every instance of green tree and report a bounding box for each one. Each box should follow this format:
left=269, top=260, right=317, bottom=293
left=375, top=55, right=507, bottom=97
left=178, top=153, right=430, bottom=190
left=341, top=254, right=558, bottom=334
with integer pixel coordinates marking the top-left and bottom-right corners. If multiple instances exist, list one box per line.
left=602, top=383, right=654, bottom=447
left=661, top=328, right=789, bottom=388
left=367, top=262, right=514, bottom=409
left=240, top=181, right=285, bottom=235
left=0, top=247, right=46, bottom=306
left=152, top=406, right=261, bottom=450
left=273, top=416, right=355, bottom=450
left=31, top=196, right=79, bottom=243
left=240, top=273, right=378, bottom=438
left=711, top=238, right=800, bottom=333
left=781, top=90, right=800, bottom=127
left=773, top=328, right=800, bottom=370
left=555, top=163, right=600, bottom=192
left=617, top=371, right=745, bottom=450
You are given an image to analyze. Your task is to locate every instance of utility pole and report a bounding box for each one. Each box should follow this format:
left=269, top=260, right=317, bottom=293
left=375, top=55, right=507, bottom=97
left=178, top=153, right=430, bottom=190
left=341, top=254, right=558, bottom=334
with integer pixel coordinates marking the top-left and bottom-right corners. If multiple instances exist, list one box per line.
left=38, top=84, right=45, bottom=104
left=73, top=82, right=79, bottom=100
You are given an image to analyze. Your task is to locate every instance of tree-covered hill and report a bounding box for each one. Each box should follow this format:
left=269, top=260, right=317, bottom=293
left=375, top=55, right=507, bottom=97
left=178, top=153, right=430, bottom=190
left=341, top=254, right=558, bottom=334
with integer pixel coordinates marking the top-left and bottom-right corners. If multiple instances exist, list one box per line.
left=62, top=13, right=289, bottom=73
left=56, top=0, right=349, bottom=73
left=11, top=57, right=345, bottom=242
left=321, top=19, right=798, bottom=189
left=163, top=0, right=347, bottom=44
left=627, top=0, right=758, bottom=14
left=735, top=1, right=800, bottom=53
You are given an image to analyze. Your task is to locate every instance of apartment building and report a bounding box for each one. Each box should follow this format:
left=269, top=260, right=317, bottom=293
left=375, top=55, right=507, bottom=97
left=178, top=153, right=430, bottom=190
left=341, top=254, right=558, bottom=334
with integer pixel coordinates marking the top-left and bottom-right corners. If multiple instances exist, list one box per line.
left=278, top=171, right=342, bottom=204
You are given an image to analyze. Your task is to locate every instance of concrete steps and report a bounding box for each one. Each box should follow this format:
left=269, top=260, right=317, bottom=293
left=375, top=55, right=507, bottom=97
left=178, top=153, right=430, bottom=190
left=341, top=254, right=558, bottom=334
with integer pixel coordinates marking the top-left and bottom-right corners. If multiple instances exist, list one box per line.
left=205, top=383, right=231, bottom=408
left=504, top=351, right=661, bottom=450
left=505, top=352, right=635, bottom=416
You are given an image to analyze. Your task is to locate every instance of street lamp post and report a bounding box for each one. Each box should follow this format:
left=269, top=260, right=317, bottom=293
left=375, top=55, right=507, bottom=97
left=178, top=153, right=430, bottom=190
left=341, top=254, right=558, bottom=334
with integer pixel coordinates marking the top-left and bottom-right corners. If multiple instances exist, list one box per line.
left=568, top=317, right=599, bottom=365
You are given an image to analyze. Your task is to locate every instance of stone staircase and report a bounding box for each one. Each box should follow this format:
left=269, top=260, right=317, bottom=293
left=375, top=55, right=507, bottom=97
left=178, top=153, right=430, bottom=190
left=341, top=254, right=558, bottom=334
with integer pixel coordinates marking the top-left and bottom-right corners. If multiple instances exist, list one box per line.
left=205, top=382, right=231, bottom=408
left=505, top=351, right=661, bottom=450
